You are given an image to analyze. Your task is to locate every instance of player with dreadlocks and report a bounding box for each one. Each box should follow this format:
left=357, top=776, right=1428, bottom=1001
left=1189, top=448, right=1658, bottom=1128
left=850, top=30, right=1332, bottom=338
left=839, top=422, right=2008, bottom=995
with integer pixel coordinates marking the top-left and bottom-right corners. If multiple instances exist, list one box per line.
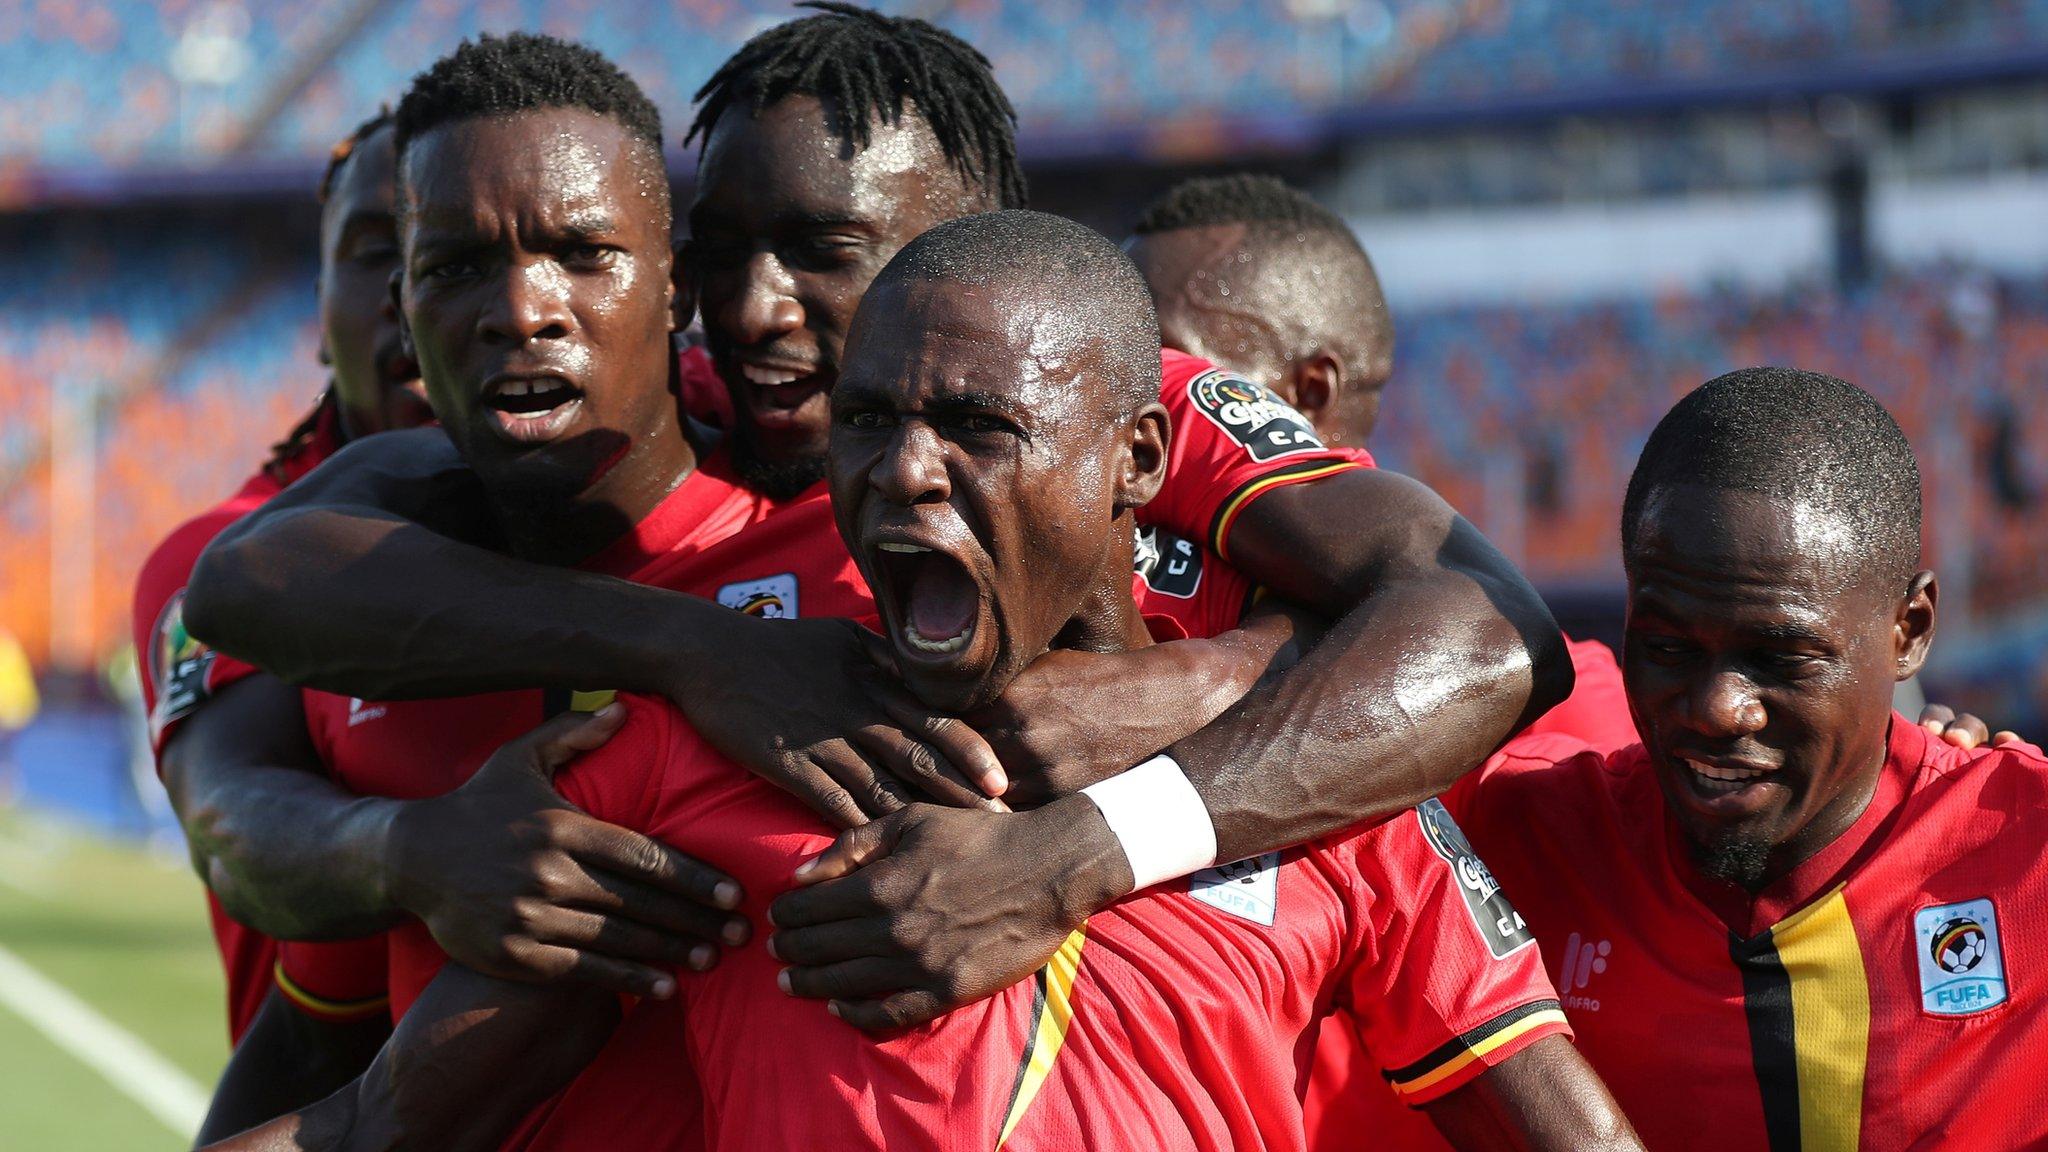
left=134, top=89, right=737, bottom=1142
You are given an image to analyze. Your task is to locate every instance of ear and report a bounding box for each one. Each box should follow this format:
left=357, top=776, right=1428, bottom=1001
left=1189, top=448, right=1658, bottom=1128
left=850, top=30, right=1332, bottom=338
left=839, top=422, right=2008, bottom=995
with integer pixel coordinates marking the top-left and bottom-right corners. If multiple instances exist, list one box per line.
left=1893, top=570, right=1938, bottom=681
left=667, top=238, right=692, bottom=333
left=1284, top=348, right=1344, bottom=436
left=1118, top=401, right=1171, bottom=510
left=389, top=269, right=414, bottom=360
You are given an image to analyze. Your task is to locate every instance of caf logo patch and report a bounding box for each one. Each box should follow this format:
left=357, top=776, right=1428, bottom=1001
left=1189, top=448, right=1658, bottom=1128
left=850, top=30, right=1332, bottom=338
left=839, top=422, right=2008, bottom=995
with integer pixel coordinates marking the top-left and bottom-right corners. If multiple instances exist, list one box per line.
left=147, top=590, right=218, bottom=742
left=1134, top=526, right=1203, bottom=599
left=1914, top=898, right=2007, bottom=1015
left=715, top=574, right=799, bottom=619
left=1188, top=852, right=1280, bottom=926
left=1186, top=369, right=1325, bottom=463
left=1416, top=798, right=1534, bottom=959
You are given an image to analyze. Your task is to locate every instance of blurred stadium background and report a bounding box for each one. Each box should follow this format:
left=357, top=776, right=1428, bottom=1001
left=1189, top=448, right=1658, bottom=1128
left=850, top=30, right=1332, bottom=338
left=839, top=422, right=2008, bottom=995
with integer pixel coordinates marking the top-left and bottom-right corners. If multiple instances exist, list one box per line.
left=1, top=1, right=2046, bottom=1145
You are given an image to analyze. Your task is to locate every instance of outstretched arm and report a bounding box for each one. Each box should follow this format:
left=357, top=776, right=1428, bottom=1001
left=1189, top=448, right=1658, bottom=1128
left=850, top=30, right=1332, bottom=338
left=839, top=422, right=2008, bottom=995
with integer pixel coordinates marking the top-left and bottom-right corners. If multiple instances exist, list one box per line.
left=1423, top=1036, right=1642, bottom=1152
left=183, top=430, right=1004, bottom=828
left=196, top=965, right=619, bottom=1152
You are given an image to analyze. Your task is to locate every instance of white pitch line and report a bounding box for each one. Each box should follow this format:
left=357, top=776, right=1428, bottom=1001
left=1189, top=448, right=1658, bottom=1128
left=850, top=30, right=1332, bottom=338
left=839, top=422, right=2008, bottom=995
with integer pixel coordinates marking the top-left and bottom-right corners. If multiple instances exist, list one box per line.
left=0, top=943, right=209, bottom=1137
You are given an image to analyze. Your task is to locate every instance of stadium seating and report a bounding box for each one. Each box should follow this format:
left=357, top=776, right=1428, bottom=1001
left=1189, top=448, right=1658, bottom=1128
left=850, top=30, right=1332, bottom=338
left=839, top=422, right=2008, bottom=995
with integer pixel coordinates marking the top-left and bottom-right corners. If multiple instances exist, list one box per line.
left=7, top=0, right=2046, bottom=170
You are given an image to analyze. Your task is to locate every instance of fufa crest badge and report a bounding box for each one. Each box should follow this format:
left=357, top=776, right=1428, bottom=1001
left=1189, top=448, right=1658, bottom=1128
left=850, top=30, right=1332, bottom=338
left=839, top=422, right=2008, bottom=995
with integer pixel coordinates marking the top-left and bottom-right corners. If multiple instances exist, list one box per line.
left=1188, top=853, right=1281, bottom=926
left=716, top=574, right=799, bottom=619
left=1915, top=898, right=2007, bottom=1016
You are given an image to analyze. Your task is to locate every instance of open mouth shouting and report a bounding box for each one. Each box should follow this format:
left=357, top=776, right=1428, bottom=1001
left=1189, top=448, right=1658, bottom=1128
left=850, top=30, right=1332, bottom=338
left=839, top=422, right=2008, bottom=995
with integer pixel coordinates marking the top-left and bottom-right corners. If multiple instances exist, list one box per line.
left=728, top=357, right=832, bottom=434
left=484, top=373, right=586, bottom=444
left=866, top=535, right=992, bottom=684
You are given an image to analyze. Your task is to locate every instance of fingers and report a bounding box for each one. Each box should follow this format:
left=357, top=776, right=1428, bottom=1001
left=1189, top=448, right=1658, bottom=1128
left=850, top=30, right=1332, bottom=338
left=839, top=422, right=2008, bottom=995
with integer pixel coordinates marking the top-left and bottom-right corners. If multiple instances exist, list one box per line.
left=1945, top=713, right=1991, bottom=749
left=770, top=867, right=882, bottom=930
left=502, top=703, right=627, bottom=781
left=497, top=939, right=677, bottom=1001
left=877, top=696, right=1009, bottom=799
left=1919, top=703, right=1956, bottom=729
left=827, top=990, right=949, bottom=1033
left=767, top=917, right=892, bottom=966
left=775, top=956, right=906, bottom=1004
left=556, top=814, right=743, bottom=910
left=1994, top=730, right=2024, bottom=747
left=849, top=724, right=991, bottom=811
left=770, top=759, right=872, bottom=831
left=791, top=817, right=897, bottom=886
left=542, top=868, right=750, bottom=947
left=813, top=746, right=914, bottom=823
left=526, top=905, right=731, bottom=973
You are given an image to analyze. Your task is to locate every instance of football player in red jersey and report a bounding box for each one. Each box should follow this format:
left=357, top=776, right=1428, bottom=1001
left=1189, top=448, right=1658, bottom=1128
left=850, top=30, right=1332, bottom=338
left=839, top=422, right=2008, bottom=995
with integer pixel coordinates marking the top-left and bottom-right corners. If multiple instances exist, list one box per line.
left=134, top=74, right=753, bottom=1141
left=1124, top=172, right=1640, bottom=1151
left=187, top=3, right=1574, bottom=1012
left=1430, top=368, right=2048, bottom=1151
left=202, top=209, right=1638, bottom=1152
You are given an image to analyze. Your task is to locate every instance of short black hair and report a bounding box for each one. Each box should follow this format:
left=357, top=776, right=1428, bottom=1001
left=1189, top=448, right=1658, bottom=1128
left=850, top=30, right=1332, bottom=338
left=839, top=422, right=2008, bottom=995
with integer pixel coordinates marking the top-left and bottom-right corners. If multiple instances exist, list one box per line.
left=685, top=2, right=1026, bottom=210
left=317, top=107, right=393, bottom=205
left=394, top=33, right=664, bottom=160
left=1131, top=173, right=1392, bottom=385
left=1621, top=367, right=1923, bottom=587
left=876, top=210, right=1159, bottom=415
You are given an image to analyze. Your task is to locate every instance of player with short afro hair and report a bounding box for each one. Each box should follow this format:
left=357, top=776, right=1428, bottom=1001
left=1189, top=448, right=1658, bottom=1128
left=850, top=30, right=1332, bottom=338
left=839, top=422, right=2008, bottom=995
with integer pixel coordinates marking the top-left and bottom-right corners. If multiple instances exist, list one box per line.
left=393, top=32, right=665, bottom=169
left=1129, top=173, right=1392, bottom=446
left=686, top=1, right=1027, bottom=211
left=1621, top=365, right=1924, bottom=589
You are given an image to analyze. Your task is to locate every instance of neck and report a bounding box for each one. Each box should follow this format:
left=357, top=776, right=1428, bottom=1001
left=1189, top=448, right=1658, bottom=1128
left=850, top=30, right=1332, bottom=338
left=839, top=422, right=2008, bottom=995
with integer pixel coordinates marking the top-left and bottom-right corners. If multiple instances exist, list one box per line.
left=494, top=415, right=700, bottom=567
left=1050, top=517, right=1154, bottom=657
left=1756, top=736, right=1890, bottom=889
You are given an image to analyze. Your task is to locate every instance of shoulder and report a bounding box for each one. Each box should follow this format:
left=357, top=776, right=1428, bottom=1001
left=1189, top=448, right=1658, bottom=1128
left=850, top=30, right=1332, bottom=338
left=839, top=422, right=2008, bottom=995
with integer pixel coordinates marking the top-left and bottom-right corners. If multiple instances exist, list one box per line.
left=133, top=484, right=270, bottom=615
left=1921, top=731, right=2048, bottom=815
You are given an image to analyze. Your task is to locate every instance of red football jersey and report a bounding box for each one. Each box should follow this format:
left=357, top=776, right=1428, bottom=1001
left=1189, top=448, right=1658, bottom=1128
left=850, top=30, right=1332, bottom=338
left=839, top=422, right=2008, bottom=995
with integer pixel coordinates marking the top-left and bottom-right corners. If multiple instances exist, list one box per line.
left=1522, top=637, right=1636, bottom=752
left=1442, top=719, right=2048, bottom=1151
left=129, top=395, right=345, bottom=1041
left=294, top=451, right=874, bottom=1018
left=535, top=555, right=1565, bottom=1152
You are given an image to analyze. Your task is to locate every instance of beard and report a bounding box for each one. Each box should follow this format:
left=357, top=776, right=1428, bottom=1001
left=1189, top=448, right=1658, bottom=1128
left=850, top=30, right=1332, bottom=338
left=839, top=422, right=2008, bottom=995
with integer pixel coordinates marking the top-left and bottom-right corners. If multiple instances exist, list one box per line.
left=1692, top=829, right=1774, bottom=891
left=729, top=424, right=828, bottom=502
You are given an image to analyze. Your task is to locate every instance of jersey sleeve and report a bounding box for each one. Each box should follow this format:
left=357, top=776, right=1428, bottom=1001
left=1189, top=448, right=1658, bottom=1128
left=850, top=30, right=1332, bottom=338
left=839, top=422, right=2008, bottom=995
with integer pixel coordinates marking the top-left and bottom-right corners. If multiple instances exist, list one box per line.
left=1520, top=638, right=1638, bottom=753
left=1335, top=802, right=1570, bottom=1107
left=132, top=501, right=266, bottom=755
left=1139, top=350, right=1373, bottom=561
left=273, top=937, right=392, bottom=1024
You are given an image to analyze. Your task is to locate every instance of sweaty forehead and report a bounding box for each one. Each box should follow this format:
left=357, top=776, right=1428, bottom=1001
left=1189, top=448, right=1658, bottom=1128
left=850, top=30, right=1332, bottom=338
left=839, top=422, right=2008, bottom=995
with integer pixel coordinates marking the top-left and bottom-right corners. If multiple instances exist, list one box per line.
left=404, top=109, right=659, bottom=231
left=695, top=96, right=970, bottom=222
left=852, top=277, right=1101, bottom=410
left=1629, top=485, right=1876, bottom=606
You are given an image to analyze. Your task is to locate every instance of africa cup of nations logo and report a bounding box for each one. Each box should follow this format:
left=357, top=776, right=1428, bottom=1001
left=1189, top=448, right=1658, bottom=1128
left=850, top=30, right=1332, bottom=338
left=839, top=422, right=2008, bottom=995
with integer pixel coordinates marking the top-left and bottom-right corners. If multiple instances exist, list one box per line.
left=1913, top=899, right=2007, bottom=1016
left=1187, top=370, right=1325, bottom=463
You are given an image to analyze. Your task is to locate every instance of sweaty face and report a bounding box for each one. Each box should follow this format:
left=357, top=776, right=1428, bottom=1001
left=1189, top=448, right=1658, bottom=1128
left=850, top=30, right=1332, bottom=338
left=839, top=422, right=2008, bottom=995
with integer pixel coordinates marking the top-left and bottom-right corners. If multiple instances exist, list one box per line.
left=687, top=97, right=981, bottom=491
left=400, top=109, right=675, bottom=501
left=830, top=277, right=1153, bottom=713
left=1624, top=486, right=1930, bottom=888
left=319, top=125, right=429, bottom=438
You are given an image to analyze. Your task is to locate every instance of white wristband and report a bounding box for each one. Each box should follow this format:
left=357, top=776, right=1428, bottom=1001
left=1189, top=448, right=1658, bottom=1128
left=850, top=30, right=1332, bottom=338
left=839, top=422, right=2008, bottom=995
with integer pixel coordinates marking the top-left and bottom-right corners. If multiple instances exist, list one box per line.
left=1080, top=753, right=1218, bottom=893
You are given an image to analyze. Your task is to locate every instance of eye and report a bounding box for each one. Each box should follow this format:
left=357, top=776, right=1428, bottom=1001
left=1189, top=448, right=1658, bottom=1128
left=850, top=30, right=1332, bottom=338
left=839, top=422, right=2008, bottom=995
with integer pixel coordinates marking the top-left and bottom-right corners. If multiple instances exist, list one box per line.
left=1636, top=634, right=1696, bottom=662
left=422, top=260, right=478, bottom=281
left=565, top=244, right=617, bottom=269
left=951, top=413, right=1012, bottom=436
left=844, top=410, right=893, bottom=430
left=1757, top=650, right=1820, bottom=675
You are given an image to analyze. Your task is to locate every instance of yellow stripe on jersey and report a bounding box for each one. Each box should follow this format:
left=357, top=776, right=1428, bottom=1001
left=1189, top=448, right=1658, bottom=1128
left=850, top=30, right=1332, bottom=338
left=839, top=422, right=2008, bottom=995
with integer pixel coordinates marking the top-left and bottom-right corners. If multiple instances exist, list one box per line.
left=273, top=961, right=389, bottom=1022
left=1770, top=887, right=1870, bottom=1152
left=996, top=927, right=1088, bottom=1148
left=569, top=689, right=618, bottom=713
left=1385, top=1003, right=1570, bottom=1101
left=1209, top=461, right=1364, bottom=562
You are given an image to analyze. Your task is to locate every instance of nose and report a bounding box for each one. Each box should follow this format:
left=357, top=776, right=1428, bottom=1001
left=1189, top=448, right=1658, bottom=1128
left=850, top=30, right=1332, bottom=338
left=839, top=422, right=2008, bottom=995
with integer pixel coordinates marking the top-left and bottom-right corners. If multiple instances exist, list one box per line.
left=869, top=421, right=950, bottom=507
left=718, top=252, right=803, bottom=347
left=478, top=258, right=573, bottom=346
left=1684, top=664, right=1767, bottom=739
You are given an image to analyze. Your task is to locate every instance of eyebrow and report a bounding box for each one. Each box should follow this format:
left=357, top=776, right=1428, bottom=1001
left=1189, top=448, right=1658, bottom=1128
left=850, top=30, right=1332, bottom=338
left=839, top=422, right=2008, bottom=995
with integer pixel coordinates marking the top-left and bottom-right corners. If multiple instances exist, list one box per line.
left=924, top=389, right=1031, bottom=420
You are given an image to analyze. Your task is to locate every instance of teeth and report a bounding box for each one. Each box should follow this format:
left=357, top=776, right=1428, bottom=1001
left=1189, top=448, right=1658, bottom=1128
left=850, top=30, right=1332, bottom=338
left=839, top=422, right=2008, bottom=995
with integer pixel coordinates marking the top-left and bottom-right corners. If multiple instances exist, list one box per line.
left=902, top=624, right=969, bottom=654
left=877, top=543, right=930, bottom=554
left=1685, top=758, right=1770, bottom=794
left=501, top=379, right=534, bottom=396
left=741, top=364, right=803, bottom=387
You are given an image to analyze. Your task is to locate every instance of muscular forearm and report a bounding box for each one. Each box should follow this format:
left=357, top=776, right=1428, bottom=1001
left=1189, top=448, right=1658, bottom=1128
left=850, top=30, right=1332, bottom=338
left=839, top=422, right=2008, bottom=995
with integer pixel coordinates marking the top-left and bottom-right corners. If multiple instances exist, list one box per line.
left=197, top=990, right=390, bottom=1145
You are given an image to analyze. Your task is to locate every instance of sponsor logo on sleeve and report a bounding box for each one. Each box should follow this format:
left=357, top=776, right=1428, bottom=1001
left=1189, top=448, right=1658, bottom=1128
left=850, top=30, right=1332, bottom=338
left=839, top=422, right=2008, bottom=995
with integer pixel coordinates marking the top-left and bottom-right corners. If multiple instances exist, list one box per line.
left=1187, top=369, right=1326, bottom=463
left=715, top=574, right=799, bottom=619
left=1134, top=526, right=1203, bottom=599
left=1915, top=898, right=2007, bottom=1015
left=147, top=590, right=217, bottom=740
left=1188, top=852, right=1281, bottom=926
left=1416, top=798, right=1535, bottom=959
left=1556, top=932, right=1612, bottom=1012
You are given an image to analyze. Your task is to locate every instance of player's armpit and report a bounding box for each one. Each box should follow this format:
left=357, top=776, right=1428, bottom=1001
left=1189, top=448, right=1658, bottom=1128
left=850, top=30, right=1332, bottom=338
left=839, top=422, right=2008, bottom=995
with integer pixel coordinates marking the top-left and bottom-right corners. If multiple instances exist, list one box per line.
left=163, top=673, right=403, bottom=940
left=1421, top=1035, right=1643, bottom=1152
left=195, top=986, right=391, bottom=1145
left=1177, top=467, right=1573, bottom=863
